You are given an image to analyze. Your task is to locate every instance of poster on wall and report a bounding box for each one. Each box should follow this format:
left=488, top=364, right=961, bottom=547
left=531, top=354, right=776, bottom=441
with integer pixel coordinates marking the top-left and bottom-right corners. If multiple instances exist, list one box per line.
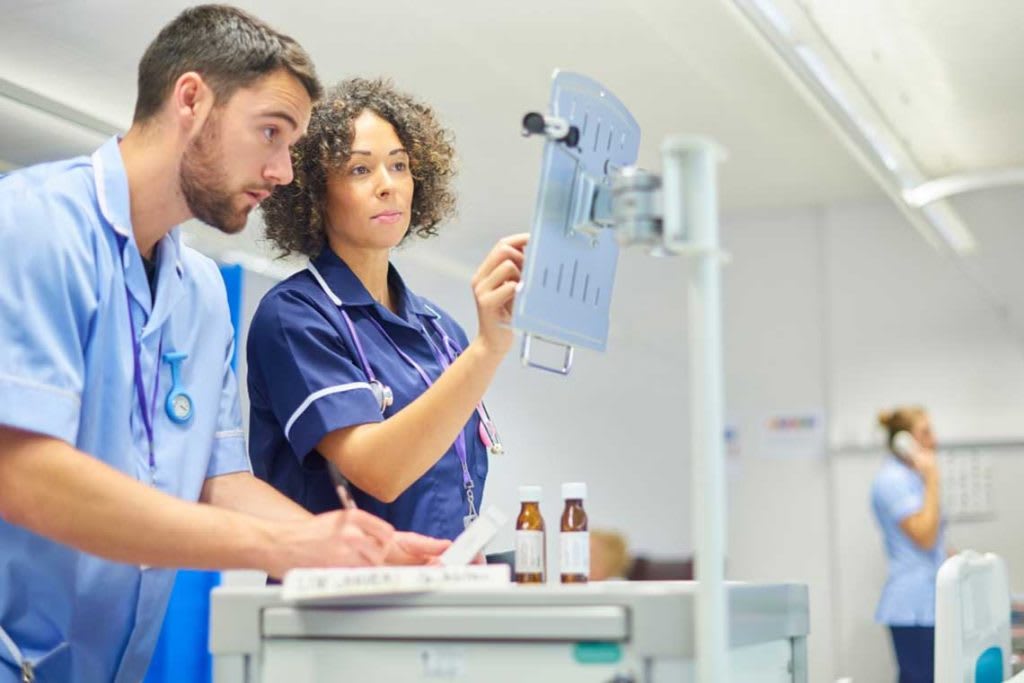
left=937, top=450, right=995, bottom=521
left=757, top=409, right=827, bottom=459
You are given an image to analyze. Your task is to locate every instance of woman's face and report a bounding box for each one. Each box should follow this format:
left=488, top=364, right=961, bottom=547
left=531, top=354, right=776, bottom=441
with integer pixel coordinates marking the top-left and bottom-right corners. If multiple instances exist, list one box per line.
left=323, top=110, right=414, bottom=253
left=911, top=415, right=936, bottom=450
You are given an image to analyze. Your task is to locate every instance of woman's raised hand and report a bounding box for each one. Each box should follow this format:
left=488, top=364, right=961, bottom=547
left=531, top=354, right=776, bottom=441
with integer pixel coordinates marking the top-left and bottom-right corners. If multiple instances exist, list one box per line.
left=471, top=233, right=529, bottom=356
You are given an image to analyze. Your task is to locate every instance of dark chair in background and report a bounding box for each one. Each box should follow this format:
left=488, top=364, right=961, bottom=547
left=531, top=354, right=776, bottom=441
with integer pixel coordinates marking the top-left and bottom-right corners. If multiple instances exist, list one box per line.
left=627, top=556, right=694, bottom=581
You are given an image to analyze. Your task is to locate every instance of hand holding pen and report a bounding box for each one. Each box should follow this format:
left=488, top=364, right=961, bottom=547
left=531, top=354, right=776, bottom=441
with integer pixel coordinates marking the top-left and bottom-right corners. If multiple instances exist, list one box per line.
left=326, top=462, right=453, bottom=564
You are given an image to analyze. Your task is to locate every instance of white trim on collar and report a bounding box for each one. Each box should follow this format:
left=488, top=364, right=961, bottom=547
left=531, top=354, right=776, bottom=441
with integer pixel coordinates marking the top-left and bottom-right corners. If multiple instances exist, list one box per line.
left=307, top=262, right=343, bottom=307
left=91, top=148, right=131, bottom=238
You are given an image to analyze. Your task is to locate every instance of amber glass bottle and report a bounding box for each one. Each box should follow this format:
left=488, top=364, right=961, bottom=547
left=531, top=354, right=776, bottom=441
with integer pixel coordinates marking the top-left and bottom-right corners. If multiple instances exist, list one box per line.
left=515, top=486, right=546, bottom=583
left=559, top=482, right=589, bottom=583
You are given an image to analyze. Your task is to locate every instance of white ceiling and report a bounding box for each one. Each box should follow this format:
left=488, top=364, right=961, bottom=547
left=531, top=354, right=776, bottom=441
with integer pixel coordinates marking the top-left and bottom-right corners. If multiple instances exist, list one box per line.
left=0, top=1, right=877, bottom=218
left=1, top=0, right=1021, bottom=263
left=803, top=0, right=1024, bottom=177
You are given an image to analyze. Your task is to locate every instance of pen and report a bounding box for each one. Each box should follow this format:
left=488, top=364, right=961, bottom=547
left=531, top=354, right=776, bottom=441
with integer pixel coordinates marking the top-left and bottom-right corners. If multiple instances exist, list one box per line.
left=326, top=461, right=358, bottom=510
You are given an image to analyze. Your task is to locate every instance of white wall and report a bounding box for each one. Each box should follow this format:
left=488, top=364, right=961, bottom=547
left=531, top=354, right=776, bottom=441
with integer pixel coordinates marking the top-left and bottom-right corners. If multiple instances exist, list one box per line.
left=825, top=198, right=1024, bottom=446
left=718, top=207, right=838, bottom=683
left=823, top=193, right=1024, bottom=682
left=231, top=188, right=1024, bottom=683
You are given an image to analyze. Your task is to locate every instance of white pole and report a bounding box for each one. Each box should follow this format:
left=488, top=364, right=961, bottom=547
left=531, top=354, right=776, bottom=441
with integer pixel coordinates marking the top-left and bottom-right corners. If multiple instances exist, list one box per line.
left=663, top=136, right=728, bottom=682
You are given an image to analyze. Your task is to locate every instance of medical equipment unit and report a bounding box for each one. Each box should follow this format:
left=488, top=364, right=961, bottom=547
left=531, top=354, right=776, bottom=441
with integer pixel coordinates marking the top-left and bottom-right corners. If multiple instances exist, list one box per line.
left=935, top=551, right=1012, bottom=683
left=514, top=70, right=737, bottom=680
left=209, top=71, right=807, bottom=682
left=210, top=581, right=808, bottom=682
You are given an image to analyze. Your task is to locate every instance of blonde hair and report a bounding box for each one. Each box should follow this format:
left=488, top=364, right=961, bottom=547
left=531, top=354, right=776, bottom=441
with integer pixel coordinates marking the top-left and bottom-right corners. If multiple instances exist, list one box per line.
left=590, top=529, right=632, bottom=578
left=878, top=405, right=927, bottom=450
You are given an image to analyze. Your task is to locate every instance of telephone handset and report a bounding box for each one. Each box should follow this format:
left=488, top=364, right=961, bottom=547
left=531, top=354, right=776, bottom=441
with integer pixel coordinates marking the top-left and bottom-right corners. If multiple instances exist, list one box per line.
left=892, top=430, right=920, bottom=463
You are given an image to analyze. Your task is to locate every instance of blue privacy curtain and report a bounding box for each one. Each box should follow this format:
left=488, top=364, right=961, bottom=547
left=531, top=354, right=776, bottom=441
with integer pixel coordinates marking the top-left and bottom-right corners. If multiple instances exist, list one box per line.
left=145, top=262, right=243, bottom=683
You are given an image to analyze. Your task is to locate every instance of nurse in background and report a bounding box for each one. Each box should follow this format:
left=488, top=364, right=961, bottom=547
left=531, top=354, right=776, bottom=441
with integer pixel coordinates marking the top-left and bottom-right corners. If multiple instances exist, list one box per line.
left=248, top=78, right=525, bottom=540
left=872, top=406, right=945, bottom=683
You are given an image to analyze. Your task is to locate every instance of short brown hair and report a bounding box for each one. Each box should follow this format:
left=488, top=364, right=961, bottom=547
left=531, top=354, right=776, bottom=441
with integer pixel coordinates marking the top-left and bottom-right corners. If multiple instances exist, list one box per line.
left=878, top=405, right=928, bottom=447
left=261, top=78, right=457, bottom=258
left=132, top=4, right=321, bottom=124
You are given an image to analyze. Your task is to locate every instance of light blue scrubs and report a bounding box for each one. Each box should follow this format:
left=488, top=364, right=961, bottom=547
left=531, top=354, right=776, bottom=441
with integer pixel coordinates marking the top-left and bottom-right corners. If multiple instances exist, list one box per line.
left=247, top=248, right=489, bottom=541
left=871, top=455, right=947, bottom=626
left=0, top=137, right=250, bottom=683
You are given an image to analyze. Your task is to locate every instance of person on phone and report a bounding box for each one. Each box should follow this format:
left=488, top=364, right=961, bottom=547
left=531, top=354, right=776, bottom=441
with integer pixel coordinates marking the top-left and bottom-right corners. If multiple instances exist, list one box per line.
left=872, top=406, right=945, bottom=683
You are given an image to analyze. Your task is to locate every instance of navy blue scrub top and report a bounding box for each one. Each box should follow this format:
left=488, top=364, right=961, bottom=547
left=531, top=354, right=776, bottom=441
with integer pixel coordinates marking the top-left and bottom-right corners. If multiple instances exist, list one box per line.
left=247, top=248, right=489, bottom=540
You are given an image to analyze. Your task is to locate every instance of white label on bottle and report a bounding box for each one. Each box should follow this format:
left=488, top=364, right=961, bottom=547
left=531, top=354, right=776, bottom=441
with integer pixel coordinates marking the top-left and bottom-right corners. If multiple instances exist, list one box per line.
left=560, top=531, right=590, bottom=575
left=515, top=530, right=545, bottom=574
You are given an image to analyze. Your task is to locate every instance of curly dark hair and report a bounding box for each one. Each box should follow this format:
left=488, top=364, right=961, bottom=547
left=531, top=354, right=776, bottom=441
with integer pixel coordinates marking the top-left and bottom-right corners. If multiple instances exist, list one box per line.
left=261, top=77, right=457, bottom=258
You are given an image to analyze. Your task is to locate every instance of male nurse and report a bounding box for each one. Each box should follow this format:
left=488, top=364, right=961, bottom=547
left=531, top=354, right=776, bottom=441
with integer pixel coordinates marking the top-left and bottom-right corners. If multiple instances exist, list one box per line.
left=0, top=6, right=447, bottom=682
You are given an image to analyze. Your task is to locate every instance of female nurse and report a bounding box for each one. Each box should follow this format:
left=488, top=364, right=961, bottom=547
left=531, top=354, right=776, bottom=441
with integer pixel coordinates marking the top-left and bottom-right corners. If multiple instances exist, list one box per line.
left=247, top=78, right=525, bottom=540
left=872, top=406, right=946, bottom=683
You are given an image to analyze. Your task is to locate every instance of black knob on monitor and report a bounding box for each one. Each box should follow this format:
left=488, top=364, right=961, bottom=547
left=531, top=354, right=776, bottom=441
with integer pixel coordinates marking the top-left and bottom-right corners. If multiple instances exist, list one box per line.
left=522, top=112, right=547, bottom=136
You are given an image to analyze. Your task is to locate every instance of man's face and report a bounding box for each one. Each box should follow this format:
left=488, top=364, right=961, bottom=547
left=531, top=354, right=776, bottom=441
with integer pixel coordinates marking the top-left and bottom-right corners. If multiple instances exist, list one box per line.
left=180, top=69, right=312, bottom=233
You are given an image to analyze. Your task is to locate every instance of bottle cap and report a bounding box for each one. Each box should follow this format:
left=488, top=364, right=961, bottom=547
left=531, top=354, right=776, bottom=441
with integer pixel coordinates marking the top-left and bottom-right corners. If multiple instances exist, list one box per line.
left=561, top=482, right=587, bottom=500
left=518, top=485, right=542, bottom=502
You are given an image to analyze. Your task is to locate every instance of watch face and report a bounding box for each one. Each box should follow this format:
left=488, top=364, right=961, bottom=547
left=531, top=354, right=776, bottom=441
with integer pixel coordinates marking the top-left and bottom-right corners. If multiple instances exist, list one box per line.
left=172, top=394, right=192, bottom=420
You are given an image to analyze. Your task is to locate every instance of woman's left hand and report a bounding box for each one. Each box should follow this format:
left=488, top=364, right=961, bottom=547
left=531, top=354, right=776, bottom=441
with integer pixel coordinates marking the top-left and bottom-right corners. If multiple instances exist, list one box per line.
left=384, top=531, right=452, bottom=565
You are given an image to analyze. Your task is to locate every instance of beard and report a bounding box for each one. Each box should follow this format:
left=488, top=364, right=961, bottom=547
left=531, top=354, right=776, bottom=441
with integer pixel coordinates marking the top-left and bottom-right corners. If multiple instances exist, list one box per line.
left=179, top=114, right=249, bottom=234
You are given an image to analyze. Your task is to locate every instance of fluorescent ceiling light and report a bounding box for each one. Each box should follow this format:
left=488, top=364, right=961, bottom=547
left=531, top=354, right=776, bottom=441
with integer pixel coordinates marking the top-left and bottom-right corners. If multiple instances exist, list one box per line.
left=749, top=0, right=792, bottom=37
left=903, top=167, right=1024, bottom=207
left=728, top=0, right=977, bottom=254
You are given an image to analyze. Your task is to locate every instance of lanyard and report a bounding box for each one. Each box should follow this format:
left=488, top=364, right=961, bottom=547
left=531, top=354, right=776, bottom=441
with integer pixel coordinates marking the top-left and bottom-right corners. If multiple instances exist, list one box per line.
left=359, top=315, right=478, bottom=523
left=423, top=319, right=503, bottom=455
left=341, top=306, right=382, bottom=385
left=425, top=317, right=460, bottom=366
left=124, top=289, right=163, bottom=470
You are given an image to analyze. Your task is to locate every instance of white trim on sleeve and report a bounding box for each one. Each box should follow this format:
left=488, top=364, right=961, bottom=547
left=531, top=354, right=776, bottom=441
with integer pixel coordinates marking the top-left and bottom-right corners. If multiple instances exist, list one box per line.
left=283, top=382, right=375, bottom=440
left=0, top=373, right=81, bottom=405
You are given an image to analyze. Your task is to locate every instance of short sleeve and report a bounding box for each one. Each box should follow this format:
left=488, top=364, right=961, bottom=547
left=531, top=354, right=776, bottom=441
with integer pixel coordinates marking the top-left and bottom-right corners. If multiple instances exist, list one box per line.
left=0, top=180, right=97, bottom=443
left=875, top=469, right=923, bottom=524
left=206, top=327, right=250, bottom=478
left=248, top=289, right=382, bottom=460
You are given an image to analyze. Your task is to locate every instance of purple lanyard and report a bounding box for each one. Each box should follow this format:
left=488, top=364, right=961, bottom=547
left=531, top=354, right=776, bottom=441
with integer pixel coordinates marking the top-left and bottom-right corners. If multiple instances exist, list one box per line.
left=424, top=318, right=461, bottom=366
left=418, top=316, right=500, bottom=453
left=342, top=307, right=498, bottom=450
left=356, top=314, right=475, bottom=492
left=124, top=289, right=163, bottom=470
left=340, top=309, right=381, bottom=385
